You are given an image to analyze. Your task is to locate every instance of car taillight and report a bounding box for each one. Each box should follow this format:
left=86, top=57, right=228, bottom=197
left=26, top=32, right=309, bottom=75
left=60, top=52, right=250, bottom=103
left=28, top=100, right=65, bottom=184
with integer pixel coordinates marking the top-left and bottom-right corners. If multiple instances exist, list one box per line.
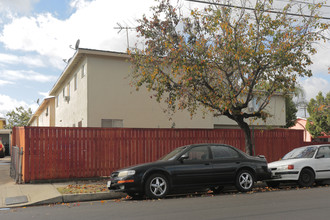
left=288, top=165, right=294, bottom=170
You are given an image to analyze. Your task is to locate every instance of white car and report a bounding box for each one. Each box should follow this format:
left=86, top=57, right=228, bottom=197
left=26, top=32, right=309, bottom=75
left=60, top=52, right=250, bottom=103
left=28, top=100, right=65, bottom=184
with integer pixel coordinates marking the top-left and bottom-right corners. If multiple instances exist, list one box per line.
left=266, top=144, right=330, bottom=188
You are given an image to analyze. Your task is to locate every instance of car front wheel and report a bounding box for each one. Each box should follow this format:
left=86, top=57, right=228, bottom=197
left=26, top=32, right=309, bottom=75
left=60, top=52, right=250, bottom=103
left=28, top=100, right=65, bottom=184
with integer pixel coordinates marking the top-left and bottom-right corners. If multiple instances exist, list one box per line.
left=236, top=170, right=255, bottom=192
left=145, top=174, right=169, bottom=199
left=298, top=168, right=315, bottom=187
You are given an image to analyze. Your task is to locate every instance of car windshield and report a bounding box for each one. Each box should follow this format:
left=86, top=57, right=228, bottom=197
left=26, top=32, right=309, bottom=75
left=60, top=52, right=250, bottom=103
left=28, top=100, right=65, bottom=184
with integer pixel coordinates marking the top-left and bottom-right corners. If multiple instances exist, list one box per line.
left=282, top=146, right=317, bottom=159
left=159, top=146, right=187, bottom=161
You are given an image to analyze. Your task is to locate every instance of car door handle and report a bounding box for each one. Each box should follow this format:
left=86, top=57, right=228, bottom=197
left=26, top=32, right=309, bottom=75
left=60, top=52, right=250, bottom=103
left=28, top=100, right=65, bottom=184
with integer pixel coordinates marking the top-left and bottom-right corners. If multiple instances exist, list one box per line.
left=204, top=162, right=211, bottom=165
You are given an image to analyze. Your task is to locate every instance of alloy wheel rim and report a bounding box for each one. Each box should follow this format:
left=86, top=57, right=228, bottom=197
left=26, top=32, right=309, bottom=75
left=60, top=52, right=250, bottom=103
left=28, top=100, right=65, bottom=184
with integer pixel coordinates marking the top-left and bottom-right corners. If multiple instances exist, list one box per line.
left=150, top=177, right=167, bottom=196
left=239, top=172, right=253, bottom=189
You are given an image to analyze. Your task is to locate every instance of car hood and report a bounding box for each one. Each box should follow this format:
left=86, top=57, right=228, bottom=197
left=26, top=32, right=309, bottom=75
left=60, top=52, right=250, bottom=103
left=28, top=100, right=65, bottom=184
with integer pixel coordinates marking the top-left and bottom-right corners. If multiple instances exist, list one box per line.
left=268, top=158, right=309, bottom=168
left=115, top=160, right=175, bottom=172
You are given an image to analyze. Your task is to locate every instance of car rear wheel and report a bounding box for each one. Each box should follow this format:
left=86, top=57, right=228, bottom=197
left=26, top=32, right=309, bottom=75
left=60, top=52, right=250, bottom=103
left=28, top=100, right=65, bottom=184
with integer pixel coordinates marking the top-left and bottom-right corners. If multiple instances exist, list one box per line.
left=235, top=170, right=255, bottom=192
left=266, top=181, right=280, bottom=188
left=145, top=174, right=169, bottom=199
left=298, top=168, right=315, bottom=187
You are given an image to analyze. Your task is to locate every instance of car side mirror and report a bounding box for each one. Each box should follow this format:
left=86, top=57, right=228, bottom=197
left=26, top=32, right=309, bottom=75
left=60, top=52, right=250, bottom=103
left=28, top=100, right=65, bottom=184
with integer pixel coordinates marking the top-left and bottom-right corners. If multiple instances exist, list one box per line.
left=179, top=154, right=189, bottom=162
left=316, top=154, right=325, bottom=159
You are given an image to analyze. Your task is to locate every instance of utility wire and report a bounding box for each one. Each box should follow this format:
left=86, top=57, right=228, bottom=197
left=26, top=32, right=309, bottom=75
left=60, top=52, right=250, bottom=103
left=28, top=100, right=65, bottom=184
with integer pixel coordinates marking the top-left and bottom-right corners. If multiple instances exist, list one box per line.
left=276, top=0, right=330, bottom=8
left=185, top=0, right=330, bottom=20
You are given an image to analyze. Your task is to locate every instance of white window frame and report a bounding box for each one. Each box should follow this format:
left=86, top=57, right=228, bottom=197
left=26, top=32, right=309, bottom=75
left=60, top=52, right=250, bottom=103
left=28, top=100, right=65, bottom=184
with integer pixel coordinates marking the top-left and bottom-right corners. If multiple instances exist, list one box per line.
left=101, top=119, right=123, bottom=128
left=81, top=64, right=86, bottom=78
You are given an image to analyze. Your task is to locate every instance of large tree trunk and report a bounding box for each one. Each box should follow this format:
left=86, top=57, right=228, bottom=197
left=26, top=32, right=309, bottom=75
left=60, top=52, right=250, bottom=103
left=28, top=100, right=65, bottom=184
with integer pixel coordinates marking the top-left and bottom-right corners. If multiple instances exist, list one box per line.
left=235, top=118, right=253, bottom=155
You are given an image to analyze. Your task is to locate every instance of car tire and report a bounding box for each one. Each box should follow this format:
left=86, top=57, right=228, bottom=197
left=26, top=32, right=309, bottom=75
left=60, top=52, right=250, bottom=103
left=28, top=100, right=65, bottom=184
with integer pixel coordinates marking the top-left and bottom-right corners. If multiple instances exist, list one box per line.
left=145, top=173, right=169, bottom=199
left=266, top=181, right=280, bottom=188
left=298, top=168, right=315, bottom=187
left=210, top=186, right=224, bottom=194
left=235, top=170, right=255, bottom=192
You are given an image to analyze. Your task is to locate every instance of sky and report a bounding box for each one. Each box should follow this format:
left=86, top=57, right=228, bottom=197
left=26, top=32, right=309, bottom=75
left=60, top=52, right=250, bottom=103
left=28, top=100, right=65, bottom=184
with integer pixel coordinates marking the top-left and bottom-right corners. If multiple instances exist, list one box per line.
left=0, top=0, right=329, bottom=118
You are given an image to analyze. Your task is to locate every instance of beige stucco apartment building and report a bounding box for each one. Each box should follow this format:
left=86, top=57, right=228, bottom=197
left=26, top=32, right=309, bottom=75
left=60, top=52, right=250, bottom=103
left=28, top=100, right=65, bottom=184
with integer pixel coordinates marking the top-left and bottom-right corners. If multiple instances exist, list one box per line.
left=28, top=97, right=55, bottom=127
left=28, top=48, right=286, bottom=129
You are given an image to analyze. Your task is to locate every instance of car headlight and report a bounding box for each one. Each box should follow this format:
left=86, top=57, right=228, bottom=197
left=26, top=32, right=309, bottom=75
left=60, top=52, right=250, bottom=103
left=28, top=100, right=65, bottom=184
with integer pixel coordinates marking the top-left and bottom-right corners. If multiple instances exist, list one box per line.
left=276, top=165, right=288, bottom=171
left=118, top=170, right=136, bottom=177
left=276, top=164, right=294, bottom=171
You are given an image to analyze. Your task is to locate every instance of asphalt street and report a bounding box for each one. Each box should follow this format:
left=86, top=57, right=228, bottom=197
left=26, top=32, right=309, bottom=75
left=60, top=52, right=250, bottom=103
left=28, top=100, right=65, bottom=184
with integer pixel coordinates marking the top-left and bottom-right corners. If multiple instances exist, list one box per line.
left=1, top=185, right=330, bottom=220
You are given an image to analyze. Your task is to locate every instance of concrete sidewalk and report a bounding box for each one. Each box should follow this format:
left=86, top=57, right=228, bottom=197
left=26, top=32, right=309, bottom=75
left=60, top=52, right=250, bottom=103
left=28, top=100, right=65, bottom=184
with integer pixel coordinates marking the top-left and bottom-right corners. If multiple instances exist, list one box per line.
left=0, top=157, right=125, bottom=208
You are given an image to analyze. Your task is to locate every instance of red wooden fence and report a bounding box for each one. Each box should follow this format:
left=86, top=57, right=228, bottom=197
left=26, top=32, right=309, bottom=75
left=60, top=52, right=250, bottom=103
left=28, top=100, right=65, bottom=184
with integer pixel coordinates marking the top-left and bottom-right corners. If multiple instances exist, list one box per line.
left=11, top=127, right=310, bottom=183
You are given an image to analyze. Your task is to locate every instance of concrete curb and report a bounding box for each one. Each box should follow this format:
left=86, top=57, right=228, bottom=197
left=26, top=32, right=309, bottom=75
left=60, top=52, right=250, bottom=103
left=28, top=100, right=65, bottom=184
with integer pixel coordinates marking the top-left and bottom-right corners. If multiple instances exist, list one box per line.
left=30, top=192, right=126, bottom=206
left=62, top=192, right=126, bottom=203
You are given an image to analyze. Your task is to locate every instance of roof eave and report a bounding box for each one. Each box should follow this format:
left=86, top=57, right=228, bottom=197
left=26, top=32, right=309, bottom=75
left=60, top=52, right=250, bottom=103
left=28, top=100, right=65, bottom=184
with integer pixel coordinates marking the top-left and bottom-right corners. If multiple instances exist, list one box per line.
left=28, top=97, right=55, bottom=125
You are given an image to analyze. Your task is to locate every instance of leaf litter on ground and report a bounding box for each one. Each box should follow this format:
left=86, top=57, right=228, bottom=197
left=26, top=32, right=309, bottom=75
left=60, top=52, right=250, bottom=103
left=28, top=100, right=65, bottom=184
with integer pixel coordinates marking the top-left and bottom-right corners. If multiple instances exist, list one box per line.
left=57, top=180, right=109, bottom=194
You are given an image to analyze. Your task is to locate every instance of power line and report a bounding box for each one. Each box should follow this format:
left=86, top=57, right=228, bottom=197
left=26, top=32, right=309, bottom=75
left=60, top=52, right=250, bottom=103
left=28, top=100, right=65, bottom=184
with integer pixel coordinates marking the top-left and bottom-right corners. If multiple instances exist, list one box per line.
left=185, top=0, right=330, bottom=20
left=276, top=0, right=330, bottom=8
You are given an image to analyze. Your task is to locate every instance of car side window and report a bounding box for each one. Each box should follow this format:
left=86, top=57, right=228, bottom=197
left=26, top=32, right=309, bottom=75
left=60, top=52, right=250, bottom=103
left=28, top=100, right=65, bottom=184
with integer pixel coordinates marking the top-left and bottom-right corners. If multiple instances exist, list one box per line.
left=316, top=146, right=330, bottom=158
left=211, top=145, right=239, bottom=159
left=185, top=146, right=209, bottom=160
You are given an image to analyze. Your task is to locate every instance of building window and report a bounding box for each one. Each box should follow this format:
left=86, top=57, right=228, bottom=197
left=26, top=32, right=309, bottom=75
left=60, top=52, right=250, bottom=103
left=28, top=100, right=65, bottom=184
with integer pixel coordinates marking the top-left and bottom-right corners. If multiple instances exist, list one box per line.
left=81, top=64, right=86, bottom=78
left=74, top=74, right=77, bottom=91
left=101, top=119, right=123, bottom=128
left=67, top=83, right=70, bottom=97
left=248, top=97, right=260, bottom=112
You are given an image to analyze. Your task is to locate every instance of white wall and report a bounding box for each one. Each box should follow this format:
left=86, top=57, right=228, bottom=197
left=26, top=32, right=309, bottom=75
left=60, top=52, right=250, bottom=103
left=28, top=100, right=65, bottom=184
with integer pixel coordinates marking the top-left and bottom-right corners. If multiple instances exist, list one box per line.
left=87, top=55, right=213, bottom=128
left=213, top=95, right=286, bottom=128
left=54, top=60, right=88, bottom=127
left=52, top=50, right=286, bottom=129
